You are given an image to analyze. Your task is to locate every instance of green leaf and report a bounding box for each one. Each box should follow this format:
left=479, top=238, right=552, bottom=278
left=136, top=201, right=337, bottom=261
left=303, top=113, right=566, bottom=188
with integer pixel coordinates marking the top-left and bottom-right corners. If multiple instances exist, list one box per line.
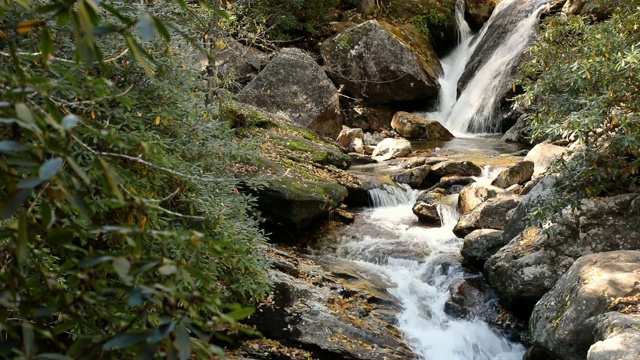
left=0, top=189, right=30, bottom=220
left=113, top=257, right=132, bottom=284
left=147, top=322, right=176, bottom=344
left=152, top=15, right=171, bottom=42
left=80, top=256, right=114, bottom=267
left=39, top=201, right=55, bottom=229
left=36, top=354, right=73, bottom=360
left=39, top=157, right=64, bottom=180
left=15, top=103, right=34, bottom=124
left=98, top=158, right=124, bottom=202
left=22, top=322, right=35, bottom=357
left=18, top=177, right=45, bottom=190
left=103, top=331, right=150, bottom=350
left=225, top=306, right=254, bottom=320
left=17, top=210, right=29, bottom=265
left=93, top=24, right=119, bottom=35
left=174, top=324, right=191, bottom=360
left=66, top=156, right=90, bottom=185
left=138, top=12, right=156, bottom=42
left=127, top=288, right=145, bottom=307
left=40, top=27, right=54, bottom=65
left=124, top=34, right=154, bottom=77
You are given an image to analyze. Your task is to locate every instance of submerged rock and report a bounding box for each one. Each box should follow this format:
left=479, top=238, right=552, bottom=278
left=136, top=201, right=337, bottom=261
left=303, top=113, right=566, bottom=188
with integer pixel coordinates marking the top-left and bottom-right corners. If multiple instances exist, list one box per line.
left=321, top=20, right=441, bottom=104
left=391, top=165, right=431, bottom=188
left=529, top=251, right=640, bottom=360
left=237, top=48, right=342, bottom=138
left=391, top=111, right=454, bottom=140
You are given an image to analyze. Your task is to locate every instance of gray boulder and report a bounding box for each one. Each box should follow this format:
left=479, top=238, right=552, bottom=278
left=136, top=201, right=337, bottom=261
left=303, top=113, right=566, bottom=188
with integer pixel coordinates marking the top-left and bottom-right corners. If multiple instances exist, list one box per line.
left=453, top=195, right=521, bottom=237
left=391, top=165, right=431, bottom=188
left=321, top=20, right=441, bottom=104
left=372, top=138, right=411, bottom=160
left=237, top=48, right=342, bottom=138
left=390, top=111, right=454, bottom=140
left=502, top=175, right=558, bottom=241
left=486, top=194, right=640, bottom=310
left=588, top=312, right=640, bottom=360
left=458, top=182, right=506, bottom=214
left=529, top=251, right=640, bottom=360
left=502, top=114, right=532, bottom=144
left=214, top=40, right=269, bottom=91
left=491, top=160, right=534, bottom=188
left=461, top=229, right=508, bottom=268
left=345, top=105, right=394, bottom=131
left=524, top=143, right=568, bottom=178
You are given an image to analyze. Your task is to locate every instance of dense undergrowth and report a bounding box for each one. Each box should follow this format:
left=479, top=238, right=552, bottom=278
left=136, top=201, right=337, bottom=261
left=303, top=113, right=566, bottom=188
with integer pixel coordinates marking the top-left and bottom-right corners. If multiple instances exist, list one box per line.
left=514, top=1, right=640, bottom=224
left=0, top=1, right=271, bottom=358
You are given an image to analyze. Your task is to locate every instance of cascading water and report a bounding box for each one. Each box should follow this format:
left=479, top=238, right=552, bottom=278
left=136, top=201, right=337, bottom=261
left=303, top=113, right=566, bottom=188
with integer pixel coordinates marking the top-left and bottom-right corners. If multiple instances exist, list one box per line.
left=321, top=176, right=525, bottom=360
left=421, top=0, right=551, bottom=135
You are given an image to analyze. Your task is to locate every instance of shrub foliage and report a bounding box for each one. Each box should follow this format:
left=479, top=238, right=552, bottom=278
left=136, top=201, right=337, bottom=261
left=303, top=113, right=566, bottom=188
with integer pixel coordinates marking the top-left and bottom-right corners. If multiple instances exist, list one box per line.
left=514, top=2, right=640, bottom=223
left=0, top=1, right=270, bottom=358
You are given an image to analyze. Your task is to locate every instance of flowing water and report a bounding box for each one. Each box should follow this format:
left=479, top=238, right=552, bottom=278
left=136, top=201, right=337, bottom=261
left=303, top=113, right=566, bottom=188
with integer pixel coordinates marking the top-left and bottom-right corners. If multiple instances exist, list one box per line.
left=420, top=0, right=551, bottom=135
left=318, top=176, right=525, bottom=359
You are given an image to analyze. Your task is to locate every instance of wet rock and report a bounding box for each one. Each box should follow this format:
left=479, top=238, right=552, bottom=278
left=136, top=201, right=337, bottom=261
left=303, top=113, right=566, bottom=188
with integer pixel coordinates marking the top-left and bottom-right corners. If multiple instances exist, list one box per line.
left=529, top=251, right=640, bottom=360
left=345, top=105, right=394, bottom=131
left=237, top=48, right=342, bottom=139
left=426, top=177, right=477, bottom=194
left=253, top=178, right=348, bottom=233
left=429, top=160, right=482, bottom=181
left=461, top=229, right=507, bottom=268
left=486, top=194, right=640, bottom=311
left=337, top=126, right=365, bottom=152
left=391, top=111, right=454, bottom=140
left=458, top=183, right=506, bottom=214
left=491, top=160, right=534, bottom=188
left=444, top=277, right=489, bottom=319
left=400, top=156, right=428, bottom=169
left=523, top=143, right=568, bottom=178
left=391, top=165, right=431, bottom=188
left=247, top=249, right=415, bottom=360
left=465, top=0, right=500, bottom=29
left=412, top=188, right=447, bottom=225
left=563, top=0, right=620, bottom=20
left=372, top=138, right=412, bottom=161
left=588, top=312, right=640, bottom=360
left=321, top=20, right=441, bottom=104
left=350, top=153, right=377, bottom=165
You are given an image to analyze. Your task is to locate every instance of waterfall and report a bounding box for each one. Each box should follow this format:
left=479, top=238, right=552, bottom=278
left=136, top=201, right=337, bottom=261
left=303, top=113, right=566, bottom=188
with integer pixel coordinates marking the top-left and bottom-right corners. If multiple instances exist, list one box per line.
left=368, top=183, right=418, bottom=207
left=421, top=0, right=550, bottom=135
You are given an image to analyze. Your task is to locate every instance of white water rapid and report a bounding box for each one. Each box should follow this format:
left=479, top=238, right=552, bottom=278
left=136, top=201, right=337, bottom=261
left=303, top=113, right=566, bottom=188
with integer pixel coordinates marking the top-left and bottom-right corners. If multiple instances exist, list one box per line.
left=421, top=0, right=550, bottom=135
left=324, top=177, right=525, bottom=360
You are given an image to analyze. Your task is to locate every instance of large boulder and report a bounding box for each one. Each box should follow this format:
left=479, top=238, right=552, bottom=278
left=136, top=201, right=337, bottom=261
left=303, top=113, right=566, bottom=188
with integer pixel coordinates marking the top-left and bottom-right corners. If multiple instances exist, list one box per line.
left=237, top=48, right=342, bottom=139
left=524, top=143, right=568, bottom=178
left=453, top=195, right=521, bottom=237
left=588, top=313, right=640, bottom=360
left=391, top=111, right=454, bottom=140
left=214, top=40, right=269, bottom=92
left=372, top=138, right=412, bottom=160
left=321, top=20, right=441, bottom=105
left=461, top=229, right=508, bottom=268
left=457, top=183, right=506, bottom=214
left=465, top=0, right=500, bottom=29
left=562, top=0, right=620, bottom=20
left=345, top=105, right=394, bottom=131
left=246, top=249, right=415, bottom=359
left=491, top=160, right=534, bottom=188
left=529, top=251, right=640, bottom=360
left=486, top=194, right=640, bottom=310
left=381, top=0, right=457, bottom=53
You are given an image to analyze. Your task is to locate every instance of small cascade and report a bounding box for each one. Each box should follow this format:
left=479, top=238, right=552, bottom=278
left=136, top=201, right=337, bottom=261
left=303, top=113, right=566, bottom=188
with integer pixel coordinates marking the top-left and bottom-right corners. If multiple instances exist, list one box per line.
left=421, top=0, right=551, bottom=135
left=368, top=183, right=417, bottom=208
left=473, top=165, right=507, bottom=186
